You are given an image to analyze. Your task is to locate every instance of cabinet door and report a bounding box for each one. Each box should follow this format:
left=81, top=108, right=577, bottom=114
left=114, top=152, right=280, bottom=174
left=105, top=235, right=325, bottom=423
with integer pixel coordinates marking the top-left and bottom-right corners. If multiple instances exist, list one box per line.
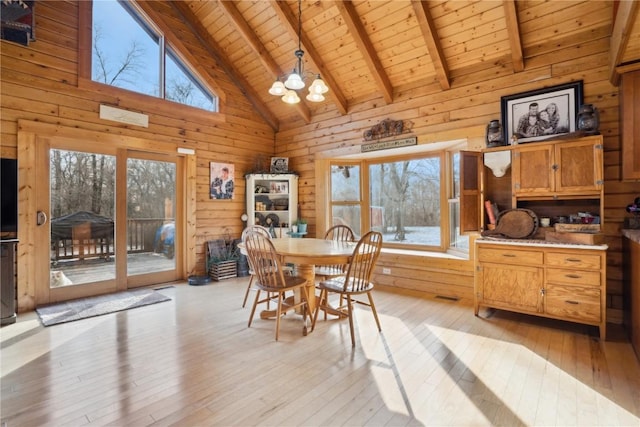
left=621, top=71, right=640, bottom=180
left=555, top=139, right=603, bottom=193
left=477, top=262, right=543, bottom=313
left=512, top=144, right=554, bottom=195
left=460, top=150, right=482, bottom=233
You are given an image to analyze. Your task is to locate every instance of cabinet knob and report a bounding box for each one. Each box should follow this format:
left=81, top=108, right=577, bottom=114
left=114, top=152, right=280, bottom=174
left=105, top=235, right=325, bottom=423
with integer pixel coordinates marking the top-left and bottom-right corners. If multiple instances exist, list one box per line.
left=565, top=274, right=581, bottom=279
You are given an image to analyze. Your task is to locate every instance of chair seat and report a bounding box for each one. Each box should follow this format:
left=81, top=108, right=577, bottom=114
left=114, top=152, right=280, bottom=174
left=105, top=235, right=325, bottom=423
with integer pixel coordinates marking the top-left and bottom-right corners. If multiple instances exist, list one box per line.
left=318, top=276, right=374, bottom=294
left=257, top=274, right=307, bottom=293
left=314, top=265, right=345, bottom=277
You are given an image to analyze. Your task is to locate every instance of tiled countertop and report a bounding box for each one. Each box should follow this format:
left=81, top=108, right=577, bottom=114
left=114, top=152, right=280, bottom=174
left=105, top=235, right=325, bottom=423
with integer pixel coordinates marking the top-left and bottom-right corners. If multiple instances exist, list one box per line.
left=622, top=229, right=640, bottom=244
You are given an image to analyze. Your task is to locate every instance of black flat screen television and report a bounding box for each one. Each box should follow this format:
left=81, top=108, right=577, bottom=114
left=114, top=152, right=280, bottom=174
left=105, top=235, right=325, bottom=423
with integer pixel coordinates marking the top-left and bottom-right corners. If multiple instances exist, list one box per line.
left=1, top=158, right=18, bottom=234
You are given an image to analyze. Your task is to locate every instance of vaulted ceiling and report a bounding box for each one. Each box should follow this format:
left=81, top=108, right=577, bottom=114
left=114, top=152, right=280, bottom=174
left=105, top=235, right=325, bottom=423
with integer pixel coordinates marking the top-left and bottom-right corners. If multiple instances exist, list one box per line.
left=145, top=1, right=639, bottom=131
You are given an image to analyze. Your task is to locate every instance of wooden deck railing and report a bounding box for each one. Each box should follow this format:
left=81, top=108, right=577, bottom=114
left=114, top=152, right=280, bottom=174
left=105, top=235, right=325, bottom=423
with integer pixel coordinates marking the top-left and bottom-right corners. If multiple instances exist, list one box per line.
left=51, top=218, right=173, bottom=263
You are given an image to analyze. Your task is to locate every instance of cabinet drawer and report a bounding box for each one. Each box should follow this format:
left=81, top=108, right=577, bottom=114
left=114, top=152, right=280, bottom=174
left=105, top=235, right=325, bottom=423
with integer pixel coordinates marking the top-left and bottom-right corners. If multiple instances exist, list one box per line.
left=546, top=268, right=600, bottom=287
left=478, top=248, right=543, bottom=266
left=545, top=284, right=601, bottom=323
left=546, top=252, right=601, bottom=270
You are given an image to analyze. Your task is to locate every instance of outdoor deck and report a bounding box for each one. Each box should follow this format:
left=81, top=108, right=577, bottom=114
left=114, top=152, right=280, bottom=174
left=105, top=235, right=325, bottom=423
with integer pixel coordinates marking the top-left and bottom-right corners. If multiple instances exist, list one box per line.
left=51, top=252, right=175, bottom=286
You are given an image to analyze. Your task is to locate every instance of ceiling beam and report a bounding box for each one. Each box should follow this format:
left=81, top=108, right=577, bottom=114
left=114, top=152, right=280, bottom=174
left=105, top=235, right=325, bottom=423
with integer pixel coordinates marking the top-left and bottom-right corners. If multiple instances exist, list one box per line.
left=269, top=0, right=348, bottom=115
left=168, top=1, right=280, bottom=131
left=610, top=0, right=640, bottom=86
left=335, top=1, right=393, bottom=104
left=412, top=1, right=450, bottom=90
left=216, top=0, right=311, bottom=124
left=503, top=1, right=524, bottom=72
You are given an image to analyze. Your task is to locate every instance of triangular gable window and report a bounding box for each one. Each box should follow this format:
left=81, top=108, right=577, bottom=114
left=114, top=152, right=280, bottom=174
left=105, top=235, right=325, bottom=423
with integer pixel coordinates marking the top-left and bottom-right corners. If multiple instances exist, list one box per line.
left=91, top=0, right=217, bottom=112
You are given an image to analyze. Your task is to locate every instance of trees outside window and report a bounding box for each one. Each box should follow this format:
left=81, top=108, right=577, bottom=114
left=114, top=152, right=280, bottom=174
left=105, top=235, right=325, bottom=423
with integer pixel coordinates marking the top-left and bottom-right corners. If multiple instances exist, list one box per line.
left=91, top=0, right=216, bottom=112
left=329, top=149, right=469, bottom=253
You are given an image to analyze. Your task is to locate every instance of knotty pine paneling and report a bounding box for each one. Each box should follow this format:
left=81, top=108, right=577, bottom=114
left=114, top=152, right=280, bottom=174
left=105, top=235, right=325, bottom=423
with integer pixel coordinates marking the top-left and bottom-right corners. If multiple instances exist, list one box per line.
left=0, top=2, right=274, bottom=309
left=276, top=43, right=631, bottom=323
left=1, top=1, right=635, bottom=324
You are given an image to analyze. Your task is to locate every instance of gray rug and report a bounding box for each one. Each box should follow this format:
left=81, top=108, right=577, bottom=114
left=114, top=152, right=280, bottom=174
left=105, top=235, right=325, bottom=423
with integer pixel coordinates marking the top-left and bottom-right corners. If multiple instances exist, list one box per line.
left=36, top=289, right=171, bottom=326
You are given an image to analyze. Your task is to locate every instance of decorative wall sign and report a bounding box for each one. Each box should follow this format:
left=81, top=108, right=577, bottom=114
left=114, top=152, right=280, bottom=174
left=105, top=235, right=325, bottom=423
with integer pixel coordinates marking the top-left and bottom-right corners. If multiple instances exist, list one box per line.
left=99, top=105, right=149, bottom=128
left=361, top=136, right=417, bottom=153
left=362, top=118, right=413, bottom=141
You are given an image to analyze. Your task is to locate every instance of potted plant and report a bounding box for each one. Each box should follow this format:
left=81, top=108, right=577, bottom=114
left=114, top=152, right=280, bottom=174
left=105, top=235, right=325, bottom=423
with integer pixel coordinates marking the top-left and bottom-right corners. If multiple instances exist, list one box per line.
left=296, top=218, right=308, bottom=234
left=206, top=234, right=240, bottom=281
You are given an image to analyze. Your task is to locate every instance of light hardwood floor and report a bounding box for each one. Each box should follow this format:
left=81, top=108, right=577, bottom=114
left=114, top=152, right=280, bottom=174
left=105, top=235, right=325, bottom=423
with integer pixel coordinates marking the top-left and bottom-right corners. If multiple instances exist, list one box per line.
left=2, top=279, right=639, bottom=426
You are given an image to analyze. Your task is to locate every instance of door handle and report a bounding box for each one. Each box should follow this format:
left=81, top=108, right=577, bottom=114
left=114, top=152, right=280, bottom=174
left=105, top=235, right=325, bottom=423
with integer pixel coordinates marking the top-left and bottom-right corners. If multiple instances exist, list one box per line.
left=37, top=211, right=47, bottom=226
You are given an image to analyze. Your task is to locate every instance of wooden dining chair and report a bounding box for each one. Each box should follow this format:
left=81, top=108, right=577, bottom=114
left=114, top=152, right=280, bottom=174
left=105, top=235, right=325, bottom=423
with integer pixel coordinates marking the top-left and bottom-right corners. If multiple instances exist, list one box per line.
left=241, top=225, right=273, bottom=307
left=312, top=231, right=383, bottom=347
left=314, top=224, right=356, bottom=279
left=244, top=230, right=312, bottom=341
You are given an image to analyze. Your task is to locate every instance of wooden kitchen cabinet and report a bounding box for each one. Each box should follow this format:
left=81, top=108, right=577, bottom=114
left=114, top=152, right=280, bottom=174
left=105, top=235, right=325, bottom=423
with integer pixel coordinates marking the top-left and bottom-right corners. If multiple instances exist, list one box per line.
left=462, top=135, right=605, bottom=234
left=475, top=246, right=543, bottom=314
left=512, top=136, right=604, bottom=196
left=621, top=70, right=640, bottom=180
left=475, top=241, right=607, bottom=339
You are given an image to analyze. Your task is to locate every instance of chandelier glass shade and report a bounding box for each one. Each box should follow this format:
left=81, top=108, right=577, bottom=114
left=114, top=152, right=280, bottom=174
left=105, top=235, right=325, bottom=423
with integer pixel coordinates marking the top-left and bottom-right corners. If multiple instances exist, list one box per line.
left=268, top=0, right=328, bottom=104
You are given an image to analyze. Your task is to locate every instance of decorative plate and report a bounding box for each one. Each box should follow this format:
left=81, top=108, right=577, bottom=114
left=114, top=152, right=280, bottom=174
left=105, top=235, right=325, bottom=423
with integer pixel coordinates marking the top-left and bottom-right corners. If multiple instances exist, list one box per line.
left=265, top=213, right=279, bottom=227
left=254, top=213, right=265, bottom=226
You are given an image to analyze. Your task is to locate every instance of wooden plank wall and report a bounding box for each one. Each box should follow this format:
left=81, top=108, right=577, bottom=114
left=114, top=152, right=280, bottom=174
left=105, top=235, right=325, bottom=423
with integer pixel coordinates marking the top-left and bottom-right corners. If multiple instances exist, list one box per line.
left=0, top=1, right=273, bottom=300
left=275, top=6, right=638, bottom=322
left=1, top=1, right=637, bottom=323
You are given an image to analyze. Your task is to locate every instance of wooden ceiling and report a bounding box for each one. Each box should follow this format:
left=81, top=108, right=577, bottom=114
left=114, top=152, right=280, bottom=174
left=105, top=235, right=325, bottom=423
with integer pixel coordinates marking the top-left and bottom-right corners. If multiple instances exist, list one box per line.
left=148, top=1, right=640, bottom=131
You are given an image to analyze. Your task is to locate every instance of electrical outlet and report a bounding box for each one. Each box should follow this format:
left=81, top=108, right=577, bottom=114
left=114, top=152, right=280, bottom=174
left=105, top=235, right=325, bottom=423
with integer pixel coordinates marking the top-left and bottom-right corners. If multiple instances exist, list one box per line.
left=382, top=267, right=391, bottom=275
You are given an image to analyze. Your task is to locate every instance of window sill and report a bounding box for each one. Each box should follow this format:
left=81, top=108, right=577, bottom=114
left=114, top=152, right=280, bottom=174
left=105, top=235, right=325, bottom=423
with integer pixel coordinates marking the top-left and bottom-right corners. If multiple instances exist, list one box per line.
left=381, top=247, right=469, bottom=261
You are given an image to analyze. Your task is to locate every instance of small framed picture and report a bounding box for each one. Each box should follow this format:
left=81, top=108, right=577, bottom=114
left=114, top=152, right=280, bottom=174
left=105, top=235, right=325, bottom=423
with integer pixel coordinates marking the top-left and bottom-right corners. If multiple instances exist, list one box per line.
left=270, top=181, right=288, bottom=194
left=270, top=157, right=289, bottom=173
left=210, top=162, right=235, bottom=200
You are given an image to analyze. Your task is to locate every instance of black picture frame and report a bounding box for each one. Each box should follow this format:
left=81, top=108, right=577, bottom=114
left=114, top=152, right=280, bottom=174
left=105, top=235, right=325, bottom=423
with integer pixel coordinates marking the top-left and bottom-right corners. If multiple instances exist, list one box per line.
left=501, top=81, right=583, bottom=144
left=270, top=157, right=289, bottom=173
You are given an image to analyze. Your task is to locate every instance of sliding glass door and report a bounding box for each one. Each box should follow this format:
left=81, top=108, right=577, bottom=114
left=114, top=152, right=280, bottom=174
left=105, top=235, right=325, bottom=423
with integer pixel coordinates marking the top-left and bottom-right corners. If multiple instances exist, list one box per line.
left=43, top=141, right=181, bottom=301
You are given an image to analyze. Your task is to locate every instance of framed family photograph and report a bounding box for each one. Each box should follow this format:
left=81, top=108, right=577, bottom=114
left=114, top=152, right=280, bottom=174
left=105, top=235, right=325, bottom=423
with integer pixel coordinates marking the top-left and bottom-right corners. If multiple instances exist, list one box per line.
left=270, top=157, right=289, bottom=173
left=210, top=162, right=235, bottom=200
left=501, top=80, right=583, bottom=144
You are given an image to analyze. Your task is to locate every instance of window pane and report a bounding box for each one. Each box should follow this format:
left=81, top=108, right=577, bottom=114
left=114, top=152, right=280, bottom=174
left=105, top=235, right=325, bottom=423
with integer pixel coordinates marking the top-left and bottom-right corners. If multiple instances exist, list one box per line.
left=331, top=165, right=359, bottom=201
left=369, top=158, right=441, bottom=247
left=449, top=153, right=469, bottom=252
left=166, top=48, right=215, bottom=111
left=50, top=150, right=116, bottom=286
left=332, top=205, right=361, bottom=236
left=127, top=158, right=176, bottom=275
left=92, top=0, right=160, bottom=97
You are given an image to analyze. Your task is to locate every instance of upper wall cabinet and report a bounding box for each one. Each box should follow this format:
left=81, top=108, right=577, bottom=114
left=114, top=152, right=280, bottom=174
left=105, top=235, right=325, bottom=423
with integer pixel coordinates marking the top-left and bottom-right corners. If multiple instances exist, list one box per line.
left=461, top=135, right=605, bottom=234
left=512, top=137, right=604, bottom=197
left=621, top=71, right=640, bottom=181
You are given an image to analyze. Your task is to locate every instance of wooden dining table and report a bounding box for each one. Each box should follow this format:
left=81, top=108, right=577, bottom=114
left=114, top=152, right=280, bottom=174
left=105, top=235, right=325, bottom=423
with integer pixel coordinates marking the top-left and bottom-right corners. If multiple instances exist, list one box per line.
left=239, top=237, right=357, bottom=316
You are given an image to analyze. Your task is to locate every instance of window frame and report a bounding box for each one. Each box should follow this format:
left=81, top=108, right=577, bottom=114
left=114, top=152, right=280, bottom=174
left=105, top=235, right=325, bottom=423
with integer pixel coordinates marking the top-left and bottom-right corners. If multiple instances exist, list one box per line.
left=325, top=143, right=470, bottom=254
left=78, top=0, right=222, bottom=116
